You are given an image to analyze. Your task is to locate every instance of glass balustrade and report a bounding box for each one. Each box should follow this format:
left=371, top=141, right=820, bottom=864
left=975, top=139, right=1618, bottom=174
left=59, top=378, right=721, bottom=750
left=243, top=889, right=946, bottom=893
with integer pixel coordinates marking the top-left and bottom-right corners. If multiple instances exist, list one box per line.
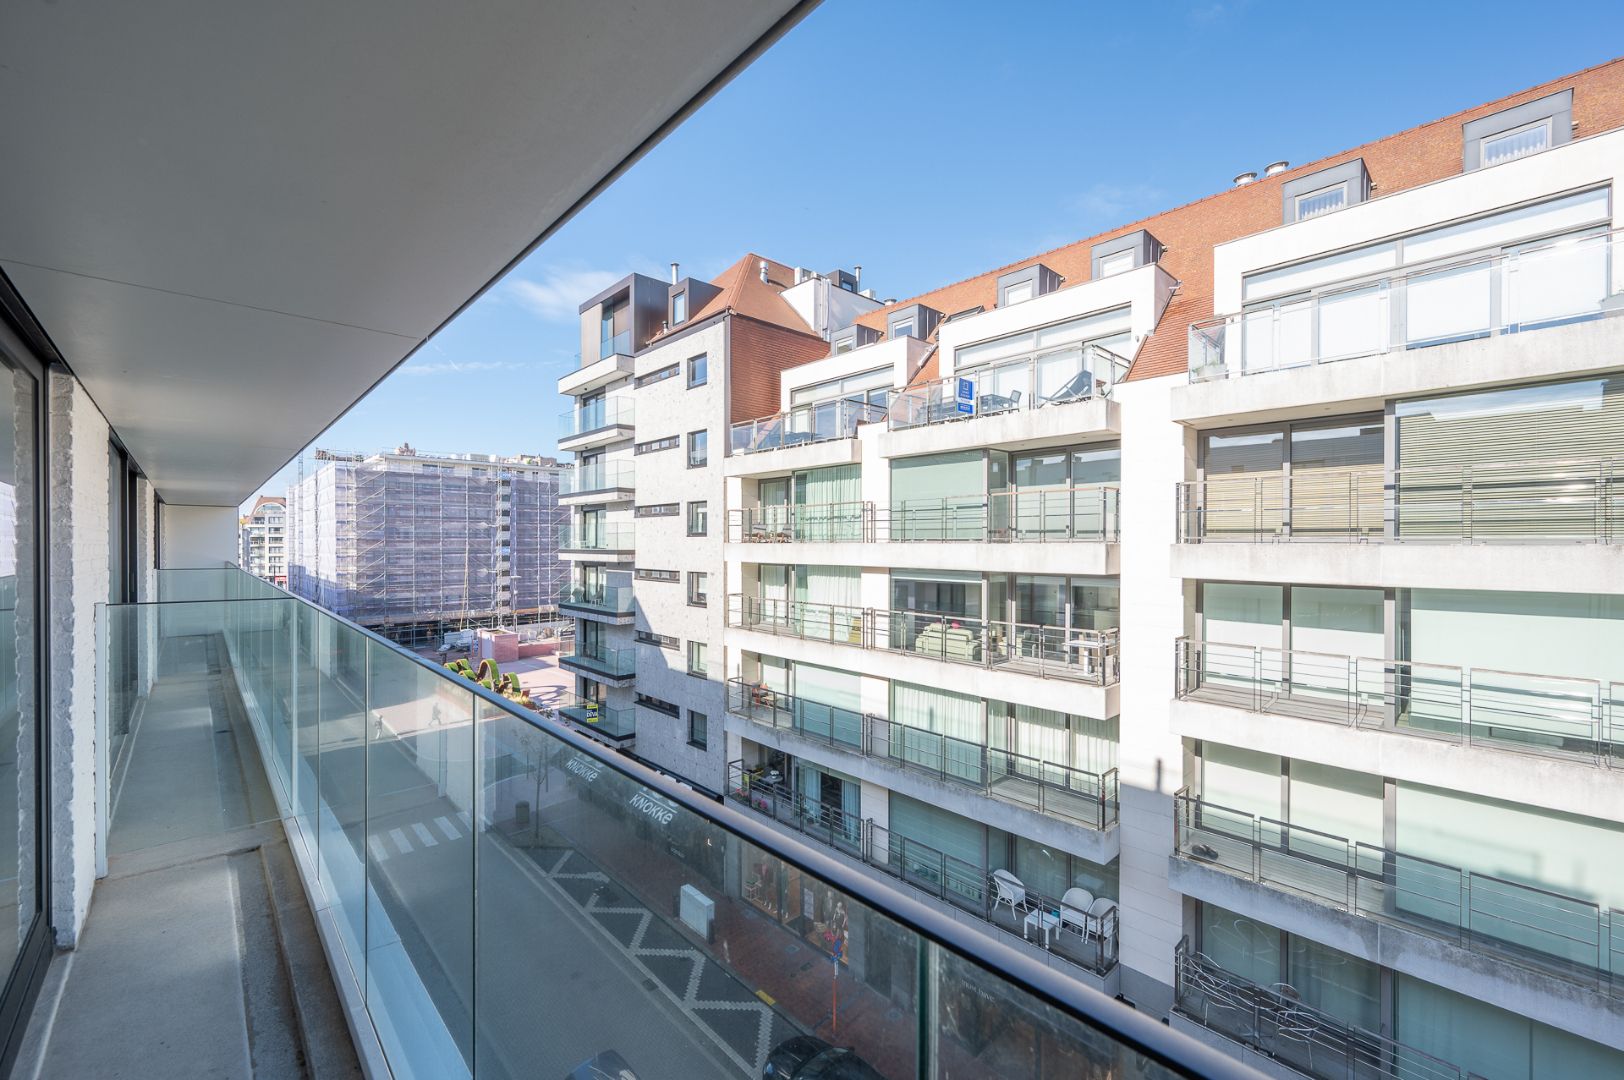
left=558, top=584, right=634, bottom=615
left=558, top=397, right=633, bottom=439
left=559, top=460, right=634, bottom=497
left=96, top=567, right=1230, bottom=1079
left=889, top=344, right=1129, bottom=431
left=728, top=486, right=1122, bottom=544
left=730, top=398, right=886, bottom=454
left=559, top=521, right=635, bottom=551
left=1188, top=230, right=1623, bottom=382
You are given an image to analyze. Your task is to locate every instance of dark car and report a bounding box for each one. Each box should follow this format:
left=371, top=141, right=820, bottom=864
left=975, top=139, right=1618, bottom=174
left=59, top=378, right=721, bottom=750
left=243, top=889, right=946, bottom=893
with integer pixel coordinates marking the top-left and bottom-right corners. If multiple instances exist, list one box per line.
left=763, top=1035, right=886, bottom=1080
left=566, top=1049, right=639, bottom=1080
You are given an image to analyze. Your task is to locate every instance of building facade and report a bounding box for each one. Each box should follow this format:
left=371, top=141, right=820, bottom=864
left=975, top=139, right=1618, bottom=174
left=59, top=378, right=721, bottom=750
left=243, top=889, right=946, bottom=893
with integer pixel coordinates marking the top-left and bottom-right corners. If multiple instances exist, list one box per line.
left=570, top=62, right=1624, bottom=1079
left=239, top=494, right=287, bottom=585
left=285, top=445, right=565, bottom=644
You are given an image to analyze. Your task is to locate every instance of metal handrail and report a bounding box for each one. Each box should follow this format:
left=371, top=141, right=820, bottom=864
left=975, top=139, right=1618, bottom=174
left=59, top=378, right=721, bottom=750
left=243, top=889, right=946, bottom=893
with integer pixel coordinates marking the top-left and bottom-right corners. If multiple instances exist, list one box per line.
left=729, top=397, right=887, bottom=454
left=727, top=595, right=1120, bottom=684
left=1189, top=228, right=1624, bottom=382
left=889, top=343, right=1130, bottom=430
left=1174, top=789, right=1621, bottom=993
left=1174, top=637, right=1619, bottom=767
left=726, top=485, right=1122, bottom=544
left=1176, top=459, right=1623, bottom=544
left=1173, top=938, right=1476, bottom=1080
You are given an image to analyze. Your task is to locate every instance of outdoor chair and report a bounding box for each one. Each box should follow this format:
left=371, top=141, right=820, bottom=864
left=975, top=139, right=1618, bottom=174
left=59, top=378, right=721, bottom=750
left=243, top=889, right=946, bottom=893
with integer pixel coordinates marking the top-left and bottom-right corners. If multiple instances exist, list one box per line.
left=1274, top=1009, right=1320, bottom=1068
left=1059, top=888, right=1094, bottom=935
left=1083, top=897, right=1118, bottom=943
left=991, top=869, right=1028, bottom=916
left=1043, top=369, right=1096, bottom=405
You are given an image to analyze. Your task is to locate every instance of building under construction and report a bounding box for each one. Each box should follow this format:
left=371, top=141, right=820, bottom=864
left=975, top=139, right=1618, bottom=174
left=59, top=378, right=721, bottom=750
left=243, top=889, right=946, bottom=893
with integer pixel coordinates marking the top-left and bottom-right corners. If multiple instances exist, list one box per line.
left=286, top=444, right=566, bottom=645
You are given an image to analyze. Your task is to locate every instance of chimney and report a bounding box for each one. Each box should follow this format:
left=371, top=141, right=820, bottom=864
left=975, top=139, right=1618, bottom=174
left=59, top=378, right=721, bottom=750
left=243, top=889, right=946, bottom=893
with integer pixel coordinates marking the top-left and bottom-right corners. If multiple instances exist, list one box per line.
left=853, top=265, right=863, bottom=290
left=670, top=262, right=679, bottom=283
left=1264, top=160, right=1290, bottom=176
left=759, top=259, right=769, bottom=284
left=1233, top=171, right=1257, bottom=187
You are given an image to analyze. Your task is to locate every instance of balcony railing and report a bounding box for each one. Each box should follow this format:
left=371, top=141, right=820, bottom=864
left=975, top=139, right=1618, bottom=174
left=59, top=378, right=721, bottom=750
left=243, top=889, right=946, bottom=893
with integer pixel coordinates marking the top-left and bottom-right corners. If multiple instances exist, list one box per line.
left=559, top=521, right=635, bottom=551
left=558, top=396, right=634, bottom=439
left=561, top=644, right=636, bottom=678
left=729, top=398, right=886, bottom=455
left=105, top=567, right=1238, bottom=1079
left=727, top=486, right=1121, bottom=544
left=1176, top=460, right=1624, bottom=544
left=559, top=460, right=634, bottom=497
left=726, top=679, right=1118, bottom=830
left=556, top=696, right=637, bottom=740
left=1173, top=939, right=1473, bottom=1080
left=1173, top=790, right=1624, bottom=994
left=1188, top=229, right=1623, bottom=383
left=727, top=765, right=1118, bottom=976
left=889, top=343, right=1129, bottom=430
left=1175, top=637, right=1623, bottom=768
left=598, top=327, right=633, bottom=360
left=728, top=595, right=1120, bottom=684
left=558, top=583, right=634, bottom=615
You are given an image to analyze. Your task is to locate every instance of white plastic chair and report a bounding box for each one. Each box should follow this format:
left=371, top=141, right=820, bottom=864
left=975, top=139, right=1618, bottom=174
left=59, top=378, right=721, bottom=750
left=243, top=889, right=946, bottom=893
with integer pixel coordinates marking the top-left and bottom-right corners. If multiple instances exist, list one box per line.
left=1059, top=888, right=1094, bottom=934
left=991, top=869, right=1027, bottom=915
left=1084, top=897, right=1118, bottom=941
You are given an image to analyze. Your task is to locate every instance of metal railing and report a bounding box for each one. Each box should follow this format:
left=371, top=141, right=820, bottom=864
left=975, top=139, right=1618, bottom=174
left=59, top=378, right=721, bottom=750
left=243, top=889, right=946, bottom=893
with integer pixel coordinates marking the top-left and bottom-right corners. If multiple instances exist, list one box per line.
left=555, top=696, right=637, bottom=739
left=558, top=521, right=635, bottom=551
left=724, top=762, right=864, bottom=854
left=559, top=460, right=634, bottom=497
left=1189, top=229, right=1624, bottom=382
left=729, top=397, right=887, bottom=455
left=1175, top=637, right=1622, bottom=768
left=727, top=595, right=1120, bottom=685
left=727, top=486, right=1121, bottom=544
left=558, top=584, right=634, bottom=615
left=561, top=644, right=636, bottom=678
left=889, top=343, right=1130, bottom=430
left=725, top=680, right=1118, bottom=830
left=1173, top=940, right=1479, bottom=1080
left=1173, top=790, right=1623, bottom=994
left=1176, top=460, right=1624, bottom=544
left=115, top=566, right=1245, bottom=1080
left=558, top=396, right=634, bottom=439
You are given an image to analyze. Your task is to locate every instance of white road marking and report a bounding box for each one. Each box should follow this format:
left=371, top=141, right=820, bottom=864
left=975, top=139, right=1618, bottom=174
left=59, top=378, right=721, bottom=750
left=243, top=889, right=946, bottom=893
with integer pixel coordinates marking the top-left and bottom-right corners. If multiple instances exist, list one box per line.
left=412, top=822, right=438, bottom=847
left=368, top=836, right=390, bottom=863
left=434, top=816, right=461, bottom=841
left=389, top=828, right=412, bottom=855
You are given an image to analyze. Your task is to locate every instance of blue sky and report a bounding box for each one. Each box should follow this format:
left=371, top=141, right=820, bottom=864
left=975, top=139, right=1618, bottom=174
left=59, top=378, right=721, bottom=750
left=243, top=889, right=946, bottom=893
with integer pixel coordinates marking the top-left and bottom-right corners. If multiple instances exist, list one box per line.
left=247, top=0, right=1624, bottom=507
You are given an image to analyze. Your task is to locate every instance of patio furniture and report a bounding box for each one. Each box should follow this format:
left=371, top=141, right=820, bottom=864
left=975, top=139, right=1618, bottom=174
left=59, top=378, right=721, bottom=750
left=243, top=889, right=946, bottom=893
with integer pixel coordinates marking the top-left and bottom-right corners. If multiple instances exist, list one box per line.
left=978, top=389, right=1022, bottom=413
left=1084, top=897, right=1118, bottom=942
left=1059, top=888, right=1094, bottom=935
left=1023, top=909, right=1061, bottom=949
left=1043, top=369, right=1098, bottom=405
left=1188, top=964, right=1253, bottom=1036
left=914, top=621, right=981, bottom=662
left=1274, top=1008, right=1320, bottom=1068
left=991, top=869, right=1027, bottom=915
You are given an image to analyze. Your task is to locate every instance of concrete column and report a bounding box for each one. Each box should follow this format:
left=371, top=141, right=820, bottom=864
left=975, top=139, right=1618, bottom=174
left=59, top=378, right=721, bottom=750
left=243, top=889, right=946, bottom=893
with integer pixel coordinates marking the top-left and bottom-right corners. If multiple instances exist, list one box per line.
left=1114, top=373, right=1194, bottom=1016
left=48, top=371, right=111, bottom=945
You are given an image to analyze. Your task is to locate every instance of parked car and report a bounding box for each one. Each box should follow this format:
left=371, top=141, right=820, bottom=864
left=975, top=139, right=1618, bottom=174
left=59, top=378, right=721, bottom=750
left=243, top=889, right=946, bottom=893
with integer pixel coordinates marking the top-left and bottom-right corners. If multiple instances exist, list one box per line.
left=566, top=1050, right=639, bottom=1080
left=763, top=1036, right=886, bottom=1079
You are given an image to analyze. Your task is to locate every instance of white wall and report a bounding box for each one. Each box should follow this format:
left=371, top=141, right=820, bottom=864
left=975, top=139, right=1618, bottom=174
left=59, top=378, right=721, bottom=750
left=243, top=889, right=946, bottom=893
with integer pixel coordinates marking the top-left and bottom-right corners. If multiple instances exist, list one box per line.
left=160, top=504, right=240, bottom=568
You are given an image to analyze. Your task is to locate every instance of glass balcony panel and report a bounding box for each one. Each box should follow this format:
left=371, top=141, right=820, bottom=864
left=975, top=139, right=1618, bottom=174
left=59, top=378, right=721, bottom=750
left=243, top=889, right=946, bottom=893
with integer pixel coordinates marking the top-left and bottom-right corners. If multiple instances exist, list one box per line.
left=317, top=615, right=372, bottom=987
left=365, top=639, right=477, bottom=1071
left=888, top=345, right=1128, bottom=430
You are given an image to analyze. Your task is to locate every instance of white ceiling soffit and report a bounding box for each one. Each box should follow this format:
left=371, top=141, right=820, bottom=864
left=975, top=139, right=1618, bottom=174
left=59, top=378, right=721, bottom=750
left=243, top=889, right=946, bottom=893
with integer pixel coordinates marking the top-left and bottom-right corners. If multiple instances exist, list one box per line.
left=0, top=0, right=812, bottom=505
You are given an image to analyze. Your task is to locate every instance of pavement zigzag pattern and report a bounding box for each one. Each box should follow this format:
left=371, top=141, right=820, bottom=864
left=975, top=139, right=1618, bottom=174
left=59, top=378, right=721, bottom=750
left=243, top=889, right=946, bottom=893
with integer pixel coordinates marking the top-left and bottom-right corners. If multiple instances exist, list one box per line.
left=533, top=845, right=799, bottom=1076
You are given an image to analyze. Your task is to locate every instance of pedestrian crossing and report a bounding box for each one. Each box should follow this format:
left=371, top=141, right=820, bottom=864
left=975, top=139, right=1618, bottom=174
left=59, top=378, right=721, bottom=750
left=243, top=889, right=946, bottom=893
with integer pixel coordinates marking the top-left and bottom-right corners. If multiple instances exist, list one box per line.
left=367, top=810, right=476, bottom=862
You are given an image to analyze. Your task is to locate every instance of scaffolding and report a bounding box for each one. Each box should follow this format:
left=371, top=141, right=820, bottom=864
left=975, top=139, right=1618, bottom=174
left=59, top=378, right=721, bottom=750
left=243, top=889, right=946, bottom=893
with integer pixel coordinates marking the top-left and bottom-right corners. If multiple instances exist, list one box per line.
left=285, top=446, right=566, bottom=643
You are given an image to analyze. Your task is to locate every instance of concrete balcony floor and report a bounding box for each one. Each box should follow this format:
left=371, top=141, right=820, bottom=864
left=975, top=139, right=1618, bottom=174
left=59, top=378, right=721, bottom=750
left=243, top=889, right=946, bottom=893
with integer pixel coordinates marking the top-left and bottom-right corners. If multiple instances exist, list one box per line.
left=15, top=635, right=360, bottom=1079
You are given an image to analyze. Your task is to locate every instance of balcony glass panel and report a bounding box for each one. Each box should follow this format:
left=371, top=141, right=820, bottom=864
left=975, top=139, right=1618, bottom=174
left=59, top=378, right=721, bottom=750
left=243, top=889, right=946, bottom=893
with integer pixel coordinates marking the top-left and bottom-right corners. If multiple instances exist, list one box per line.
left=558, top=396, right=633, bottom=438
left=889, top=344, right=1129, bottom=430
left=559, top=583, right=633, bottom=614
left=559, top=521, right=634, bottom=551
left=730, top=398, right=886, bottom=454
left=102, top=569, right=1216, bottom=1079
left=558, top=460, right=634, bottom=496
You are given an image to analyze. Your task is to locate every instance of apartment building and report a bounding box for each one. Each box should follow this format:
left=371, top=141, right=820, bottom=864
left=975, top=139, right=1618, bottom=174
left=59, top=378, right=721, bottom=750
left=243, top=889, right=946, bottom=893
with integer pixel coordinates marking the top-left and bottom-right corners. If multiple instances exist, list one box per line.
left=239, top=494, right=287, bottom=584
left=554, top=256, right=882, bottom=779
left=285, top=444, right=565, bottom=645
left=556, top=61, right=1624, bottom=1080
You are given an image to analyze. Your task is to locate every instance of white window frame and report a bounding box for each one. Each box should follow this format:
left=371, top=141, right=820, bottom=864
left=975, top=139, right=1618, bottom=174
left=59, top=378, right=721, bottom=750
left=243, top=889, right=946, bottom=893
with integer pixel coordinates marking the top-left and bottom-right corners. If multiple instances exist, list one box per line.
left=1001, top=280, right=1035, bottom=306
left=1480, top=118, right=1553, bottom=169
left=1293, top=182, right=1348, bottom=222
left=1096, top=249, right=1136, bottom=278
left=892, top=319, right=915, bottom=339
left=671, top=290, right=687, bottom=324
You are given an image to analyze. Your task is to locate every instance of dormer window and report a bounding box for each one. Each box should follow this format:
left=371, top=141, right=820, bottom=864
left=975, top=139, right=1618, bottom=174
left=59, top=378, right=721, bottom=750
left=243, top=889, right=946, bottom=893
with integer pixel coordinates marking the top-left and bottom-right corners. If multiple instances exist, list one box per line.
left=891, top=319, right=915, bottom=339
left=1463, top=89, right=1571, bottom=171
left=1279, top=160, right=1368, bottom=225
left=671, top=291, right=687, bottom=325
left=1001, top=281, right=1034, bottom=306
left=1096, top=250, right=1135, bottom=278
left=1481, top=119, right=1551, bottom=168
left=1293, top=183, right=1347, bottom=221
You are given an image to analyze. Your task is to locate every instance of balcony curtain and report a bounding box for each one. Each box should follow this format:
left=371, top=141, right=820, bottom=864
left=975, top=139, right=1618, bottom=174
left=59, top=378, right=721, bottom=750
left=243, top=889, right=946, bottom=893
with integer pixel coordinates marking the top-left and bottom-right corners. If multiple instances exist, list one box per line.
left=1395, top=974, right=1624, bottom=1080
left=794, top=465, right=860, bottom=541
left=794, top=566, right=860, bottom=643
left=890, top=451, right=984, bottom=540
left=891, top=681, right=983, bottom=782
left=888, top=793, right=985, bottom=901
left=791, top=661, right=862, bottom=747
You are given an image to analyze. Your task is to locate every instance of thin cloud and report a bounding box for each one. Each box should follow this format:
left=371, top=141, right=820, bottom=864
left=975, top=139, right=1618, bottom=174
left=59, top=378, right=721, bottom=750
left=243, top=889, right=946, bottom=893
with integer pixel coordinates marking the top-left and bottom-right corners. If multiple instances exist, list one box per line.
left=1070, top=182, right=1165, bottom=230
left=399, top=359, right=523, bottom=377
left=509, top=267, right=624, bottom=322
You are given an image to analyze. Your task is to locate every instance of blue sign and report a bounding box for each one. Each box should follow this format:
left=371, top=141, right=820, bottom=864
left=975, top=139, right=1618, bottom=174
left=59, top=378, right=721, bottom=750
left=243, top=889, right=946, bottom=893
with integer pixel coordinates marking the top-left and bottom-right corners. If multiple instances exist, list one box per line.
left=955, top=377, right=975, bottom=415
